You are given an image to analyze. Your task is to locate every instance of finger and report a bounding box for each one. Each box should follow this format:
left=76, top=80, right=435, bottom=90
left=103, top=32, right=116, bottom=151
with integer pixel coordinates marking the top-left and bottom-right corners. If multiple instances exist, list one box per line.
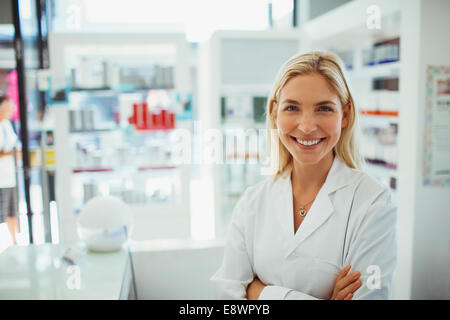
left=336, top=265, right=352, bottom=281
left=341, top=279, right=363, bottom=297
left=344, top=293, right=353, bottom=300
left=336, top=271, right=361, bottom=291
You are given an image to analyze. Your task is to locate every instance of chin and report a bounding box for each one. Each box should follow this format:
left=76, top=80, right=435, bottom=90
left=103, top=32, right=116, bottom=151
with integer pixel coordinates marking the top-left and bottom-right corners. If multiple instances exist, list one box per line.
left=289, top=148, right=335, bottom=167
left=292, top=154, right=325, bottom=166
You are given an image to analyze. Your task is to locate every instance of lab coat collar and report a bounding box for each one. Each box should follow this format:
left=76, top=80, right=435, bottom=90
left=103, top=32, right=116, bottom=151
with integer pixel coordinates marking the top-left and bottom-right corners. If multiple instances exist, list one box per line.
left=321, top=156, right=356, bottom=195
left=277, top=156, right=357, bottom=257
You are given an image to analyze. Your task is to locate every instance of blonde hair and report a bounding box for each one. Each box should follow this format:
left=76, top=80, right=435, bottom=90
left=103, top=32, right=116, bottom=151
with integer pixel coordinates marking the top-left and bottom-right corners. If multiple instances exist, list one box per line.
left=266, top=51, right=361, bottom=179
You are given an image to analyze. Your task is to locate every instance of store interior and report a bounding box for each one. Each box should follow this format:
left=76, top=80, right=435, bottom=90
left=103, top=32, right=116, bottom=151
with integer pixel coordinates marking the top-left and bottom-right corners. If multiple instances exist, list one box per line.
left=0, top=0, right=449, bottom=300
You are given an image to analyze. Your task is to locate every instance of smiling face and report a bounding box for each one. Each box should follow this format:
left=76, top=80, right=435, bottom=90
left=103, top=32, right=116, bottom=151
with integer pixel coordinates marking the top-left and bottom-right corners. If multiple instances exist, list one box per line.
left=275, top=72, right=349, bottom=167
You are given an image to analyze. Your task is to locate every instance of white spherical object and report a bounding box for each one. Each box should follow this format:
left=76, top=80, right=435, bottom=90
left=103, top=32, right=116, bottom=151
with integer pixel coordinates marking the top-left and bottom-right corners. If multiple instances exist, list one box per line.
left=77, top=196, right=131, bottom=252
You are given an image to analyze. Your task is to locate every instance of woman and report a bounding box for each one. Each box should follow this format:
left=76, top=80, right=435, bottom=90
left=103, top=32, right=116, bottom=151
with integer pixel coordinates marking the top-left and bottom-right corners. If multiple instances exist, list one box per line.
left=210, top=51, right=397, bottom=300
left=0, top=95, right=19, bottom=245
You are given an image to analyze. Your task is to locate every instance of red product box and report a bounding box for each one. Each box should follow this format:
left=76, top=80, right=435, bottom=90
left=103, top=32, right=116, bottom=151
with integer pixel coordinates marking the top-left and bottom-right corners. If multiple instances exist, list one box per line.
left=142, top=103, right=148, bottom=128
left=169, top=113, right=175, bottom=129
left=161, top=109, right=167, bottom=128
left=136, top=103, right=147, bottom=129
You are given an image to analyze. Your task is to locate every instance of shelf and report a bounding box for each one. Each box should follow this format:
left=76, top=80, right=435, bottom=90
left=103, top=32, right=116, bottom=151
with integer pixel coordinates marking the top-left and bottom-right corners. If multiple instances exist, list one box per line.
left=359, top=110, right=398, bottom=117
left=69, top=126, right=177, bottom=135
left=72, top=165, right=178, bottom=174
left=138, top=166, right=177, bottom=171
left=359, top=112, right=399, bottom=127
left=347, top=61, right=400, bottom=79
left=70, top=87, right=175, bottom=93
left=72, top=168, right=114, bottom=173
left=364, top=158, right=397, bottom=170
left=133, top=127, right=175, bottom=133
left=303, top=0, right=401, bottom=49
left=363, top=161, right=397, bottom=182
left=70, top=128, right=117, bottom=134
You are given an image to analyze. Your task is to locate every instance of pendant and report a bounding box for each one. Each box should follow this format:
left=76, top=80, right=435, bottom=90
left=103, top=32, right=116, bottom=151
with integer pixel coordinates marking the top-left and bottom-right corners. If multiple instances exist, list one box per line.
left=299, top=208, right=307, bottom=217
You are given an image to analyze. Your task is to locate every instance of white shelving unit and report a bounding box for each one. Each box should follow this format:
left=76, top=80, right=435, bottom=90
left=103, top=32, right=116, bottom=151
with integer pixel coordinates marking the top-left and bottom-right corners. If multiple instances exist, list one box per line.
left=198, top=24, right=401, bottom=240
left=48, top=32, right=190, bottom=94
left=198, top=29, right=303, bottom=239
left=52, top=107, right=192, bottom=243
left=298, top=0, right=450, bottom=300
left=197, top=0, right=450, bottom=300
left=298, top=0, right=405, bottom=298
left=301, top=0, right=402, bottom=196
left=0, top=47, right=15, bottom=69
left=48, top=33, right=192, bottom=243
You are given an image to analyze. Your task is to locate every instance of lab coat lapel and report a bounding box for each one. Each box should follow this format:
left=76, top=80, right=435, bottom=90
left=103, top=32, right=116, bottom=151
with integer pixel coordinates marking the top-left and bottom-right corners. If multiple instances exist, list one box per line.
left=284, top=157, right=351, bottom=258
left=285, top=186, right=334, bottom=257
left=275, top=174, right=295, bottom=238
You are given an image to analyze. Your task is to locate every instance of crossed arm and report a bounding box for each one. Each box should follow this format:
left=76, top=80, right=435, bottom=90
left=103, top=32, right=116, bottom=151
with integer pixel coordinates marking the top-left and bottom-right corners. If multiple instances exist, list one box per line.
left=246, top=266, right=362, bottom=300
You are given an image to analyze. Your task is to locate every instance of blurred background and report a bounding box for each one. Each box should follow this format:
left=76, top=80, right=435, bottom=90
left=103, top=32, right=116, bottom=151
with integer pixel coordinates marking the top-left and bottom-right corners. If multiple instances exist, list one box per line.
left=0, top=0, right=449, bottom=300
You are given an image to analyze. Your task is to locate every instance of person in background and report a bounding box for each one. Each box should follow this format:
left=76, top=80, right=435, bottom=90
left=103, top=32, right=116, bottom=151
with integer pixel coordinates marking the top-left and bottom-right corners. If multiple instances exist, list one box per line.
left=0, top=94, right=19, bottom=245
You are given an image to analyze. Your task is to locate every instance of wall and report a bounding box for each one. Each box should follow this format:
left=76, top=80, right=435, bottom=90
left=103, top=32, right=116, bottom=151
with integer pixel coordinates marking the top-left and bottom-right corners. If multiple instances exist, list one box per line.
left=409, top=0, right=450, bottom=299
left=308, top=0, right=352, bottom=20
left=296, top=0, right=352, bottom=26
left=391, top=0, right=421, bottom=300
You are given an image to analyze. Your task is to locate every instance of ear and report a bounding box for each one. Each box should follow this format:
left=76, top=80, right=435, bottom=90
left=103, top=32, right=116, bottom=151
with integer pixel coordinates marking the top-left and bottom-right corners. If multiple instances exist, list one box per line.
left=271, top=100, right=278, bottom=123
left=341, top=103, right=350, bottom=129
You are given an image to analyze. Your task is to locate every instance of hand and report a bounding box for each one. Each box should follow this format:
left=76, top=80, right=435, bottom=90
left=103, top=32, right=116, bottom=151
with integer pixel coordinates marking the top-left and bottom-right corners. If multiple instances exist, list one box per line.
left=329, top=265, right=362, bottom=300
left=246, top=276, right=266, bottom=300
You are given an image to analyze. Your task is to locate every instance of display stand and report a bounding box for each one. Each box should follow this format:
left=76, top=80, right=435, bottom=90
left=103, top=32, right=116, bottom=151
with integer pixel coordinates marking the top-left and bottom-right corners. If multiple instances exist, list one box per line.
left=48, top=33, right=192, bottom=243
left=198, top=30, right=302, bottom=239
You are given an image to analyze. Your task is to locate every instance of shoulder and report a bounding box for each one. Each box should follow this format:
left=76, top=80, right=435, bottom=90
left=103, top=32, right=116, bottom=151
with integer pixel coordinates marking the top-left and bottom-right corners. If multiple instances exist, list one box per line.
left=343, top=167, right=396, bottom=227
left=353, top=168, right=392, bottom=206
left=242, top=175, right=284, bottom=205
left=0, top=120, right=14, bottom=134
left=232, top=175, right=284, bottom=220
left=0, top=121, right=5, bottom=138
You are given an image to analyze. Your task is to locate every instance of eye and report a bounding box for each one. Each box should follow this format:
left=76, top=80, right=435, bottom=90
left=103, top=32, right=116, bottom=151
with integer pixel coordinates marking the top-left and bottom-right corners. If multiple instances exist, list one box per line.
left=317, top=106, right=334, bottom=112
left=285, top=105, right=298, bottom=111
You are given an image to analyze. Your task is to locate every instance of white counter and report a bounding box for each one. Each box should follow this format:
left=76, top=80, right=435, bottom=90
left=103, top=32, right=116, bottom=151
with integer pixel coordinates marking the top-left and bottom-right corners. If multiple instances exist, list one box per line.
left=0, top=242, right=131, bottom=300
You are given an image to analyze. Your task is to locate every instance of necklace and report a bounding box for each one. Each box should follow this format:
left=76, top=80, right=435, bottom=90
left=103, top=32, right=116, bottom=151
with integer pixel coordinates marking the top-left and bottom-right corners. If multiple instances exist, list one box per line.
left=298, top=198, right=316, bottom=217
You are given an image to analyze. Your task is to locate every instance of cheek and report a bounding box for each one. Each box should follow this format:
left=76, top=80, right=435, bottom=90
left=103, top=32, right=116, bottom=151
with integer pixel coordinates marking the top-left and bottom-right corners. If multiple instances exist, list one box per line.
left=321, top=116, right=342, bottom=137
left=276, top=114, right=297, bottom=134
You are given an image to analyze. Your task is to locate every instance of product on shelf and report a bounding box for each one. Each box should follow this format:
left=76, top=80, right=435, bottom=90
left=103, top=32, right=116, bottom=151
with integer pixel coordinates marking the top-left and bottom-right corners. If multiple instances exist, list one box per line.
left=220, top=94, right=268, bottom=124
left=253, top=97, right=268, bottom=123
left=363, top=37, right=400, bottom=66
left=128, top=102, right=175, bottom=130
left=372, top=77, right=399, bottom=91
left=373, top=37, right=400, bottom=64
left=69, top=109, right=97, bottom=131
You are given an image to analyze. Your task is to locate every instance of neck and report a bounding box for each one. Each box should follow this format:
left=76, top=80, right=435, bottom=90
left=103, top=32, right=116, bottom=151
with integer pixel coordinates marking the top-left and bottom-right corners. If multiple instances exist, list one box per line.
left=291, top=152, right=334, bottom=194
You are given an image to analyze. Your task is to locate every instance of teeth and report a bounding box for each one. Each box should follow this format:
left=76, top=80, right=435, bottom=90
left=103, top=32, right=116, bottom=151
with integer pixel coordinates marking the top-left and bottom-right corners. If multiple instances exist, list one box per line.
left=295, top=138, right=322, bottom=146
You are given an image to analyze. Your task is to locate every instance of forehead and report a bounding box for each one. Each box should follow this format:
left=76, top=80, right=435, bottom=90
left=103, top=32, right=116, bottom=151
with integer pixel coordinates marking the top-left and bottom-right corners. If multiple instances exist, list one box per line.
left=279, top=73, right=339, bottom=102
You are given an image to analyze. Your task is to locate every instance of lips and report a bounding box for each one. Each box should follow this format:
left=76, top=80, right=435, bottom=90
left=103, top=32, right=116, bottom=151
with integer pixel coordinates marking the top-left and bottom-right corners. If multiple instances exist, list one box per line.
left=291, top=136, right=326, bottom=147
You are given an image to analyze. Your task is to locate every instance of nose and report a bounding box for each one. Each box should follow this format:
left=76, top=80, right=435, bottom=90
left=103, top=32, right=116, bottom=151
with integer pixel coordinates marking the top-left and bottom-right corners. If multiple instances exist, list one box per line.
left=297, top=111, right=317, bottom=134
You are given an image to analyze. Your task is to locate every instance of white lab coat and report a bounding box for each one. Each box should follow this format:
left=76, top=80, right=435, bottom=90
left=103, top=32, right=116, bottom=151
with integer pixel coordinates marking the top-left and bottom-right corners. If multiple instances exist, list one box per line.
left=210, top=156, right=397, bottom=300
left=0, top=120, right=17, bottom=188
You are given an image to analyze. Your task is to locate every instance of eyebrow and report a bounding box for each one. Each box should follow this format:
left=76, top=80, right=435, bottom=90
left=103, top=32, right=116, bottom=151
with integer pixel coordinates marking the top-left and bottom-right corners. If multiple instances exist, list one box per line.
left=281, top=99, right=336, bottom=106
